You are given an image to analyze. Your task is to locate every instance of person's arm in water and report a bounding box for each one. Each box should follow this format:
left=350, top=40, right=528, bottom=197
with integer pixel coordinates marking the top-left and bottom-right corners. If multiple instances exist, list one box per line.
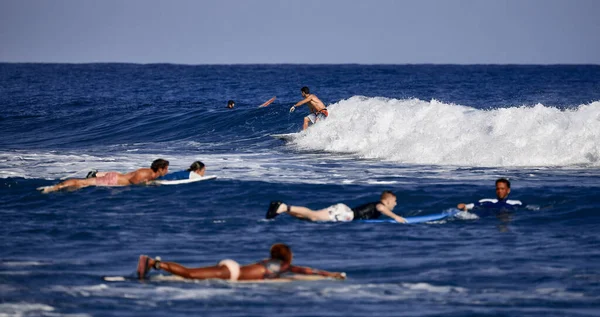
left=377, top=203, right=407, bottom=223
left=457, top=201, right=480, bottom=211
left=458, top=200, right=522, bottom=211
left=288, top=265, right=346, bottom=280
left=259, top=96, right=276, bottom=108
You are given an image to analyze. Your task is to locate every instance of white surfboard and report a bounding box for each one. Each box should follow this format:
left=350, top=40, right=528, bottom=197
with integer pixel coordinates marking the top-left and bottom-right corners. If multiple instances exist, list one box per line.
left=151, top=175, right=217, bottom=185
left=103, top=273, right=341, bottom=283
left=37, top=176, right=218, bottom=192
left=271, top=133, right=299, bottom=141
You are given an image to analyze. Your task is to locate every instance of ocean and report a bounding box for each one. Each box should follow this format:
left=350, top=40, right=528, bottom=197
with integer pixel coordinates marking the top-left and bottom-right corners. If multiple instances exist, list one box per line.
left=1, top=64, right=599, bottom=316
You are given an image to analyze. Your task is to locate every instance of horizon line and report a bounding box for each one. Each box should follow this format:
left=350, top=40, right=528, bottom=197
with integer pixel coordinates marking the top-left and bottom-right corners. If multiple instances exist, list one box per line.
left=1, top=61, right=599, bottom=66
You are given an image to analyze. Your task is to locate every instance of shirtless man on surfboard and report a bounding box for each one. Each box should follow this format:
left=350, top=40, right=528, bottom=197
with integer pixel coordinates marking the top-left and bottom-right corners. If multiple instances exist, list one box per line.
left=290, top=86, right=328, bottom=130
left=136, top=243, right=346, bottom=281
left=38, top=159, right=169, bottom=193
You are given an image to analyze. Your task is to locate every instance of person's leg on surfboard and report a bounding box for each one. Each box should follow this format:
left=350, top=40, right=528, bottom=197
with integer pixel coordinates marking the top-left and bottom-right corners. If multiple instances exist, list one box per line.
left=137, top=255, right=240, bottom=280
left=41, top=178, right=96, bottom=193
left=303, top=116, right=311, bottom=130
left=266, top=202, right=332, bottom=221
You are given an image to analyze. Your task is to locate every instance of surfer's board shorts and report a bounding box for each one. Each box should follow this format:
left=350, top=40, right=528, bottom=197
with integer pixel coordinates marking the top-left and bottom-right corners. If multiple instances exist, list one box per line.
left=326, top=203, right=354, bottom=222
left=307, top=109, right=328, bottom=123
left=95, top=172, right=120, bottom=186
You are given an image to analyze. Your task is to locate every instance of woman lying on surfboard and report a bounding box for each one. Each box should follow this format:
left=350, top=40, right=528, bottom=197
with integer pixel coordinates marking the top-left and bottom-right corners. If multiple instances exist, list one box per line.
left=136, top=243, right=346, bottom=281
left=157, top=161, right=206, bottom=181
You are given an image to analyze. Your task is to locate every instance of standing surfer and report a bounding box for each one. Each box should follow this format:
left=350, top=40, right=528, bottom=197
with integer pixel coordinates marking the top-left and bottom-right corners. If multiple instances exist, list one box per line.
left=290, top=86, right=328, bottom=130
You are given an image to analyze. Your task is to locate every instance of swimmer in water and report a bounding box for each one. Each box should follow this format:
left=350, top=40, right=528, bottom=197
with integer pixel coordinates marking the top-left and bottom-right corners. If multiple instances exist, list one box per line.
left=226, top=97, right=276, bottom=109
left=457, top=178, right=523, bottom=212
left=136, top=243, right=346, bottom=281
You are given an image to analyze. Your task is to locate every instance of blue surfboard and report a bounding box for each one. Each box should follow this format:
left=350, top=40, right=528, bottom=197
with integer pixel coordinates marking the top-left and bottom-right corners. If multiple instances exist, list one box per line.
left=360, top=208, right=460, bottom=224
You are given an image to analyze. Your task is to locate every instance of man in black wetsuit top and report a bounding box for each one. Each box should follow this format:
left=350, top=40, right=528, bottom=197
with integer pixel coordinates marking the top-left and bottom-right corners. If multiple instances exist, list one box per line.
left=265, top=190, right=407, bottom=223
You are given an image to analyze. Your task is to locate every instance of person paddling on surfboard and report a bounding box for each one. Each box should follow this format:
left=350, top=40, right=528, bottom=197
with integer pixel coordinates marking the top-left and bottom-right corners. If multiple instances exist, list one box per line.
left=266, top=190, right=407, bottom=223
left=136, top=243, right=346, bottom=281
left=157, top=161, right=206, bottom=181
left=290, top=86, right=328, bottom=130
left=38, top=159, right=169, bottom=193
left=457, top=178, right=523, bottom=212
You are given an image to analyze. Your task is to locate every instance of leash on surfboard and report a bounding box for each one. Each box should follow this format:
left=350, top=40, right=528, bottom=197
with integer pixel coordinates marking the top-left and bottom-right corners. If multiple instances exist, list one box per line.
left=60, top=167, right=96, bottom=180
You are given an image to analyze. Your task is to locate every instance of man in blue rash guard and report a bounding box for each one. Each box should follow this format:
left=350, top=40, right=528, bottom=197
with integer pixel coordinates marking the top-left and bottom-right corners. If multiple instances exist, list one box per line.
left=158, top=161, right=206, bottom=181
left=457, top=178, right=523, bottom=212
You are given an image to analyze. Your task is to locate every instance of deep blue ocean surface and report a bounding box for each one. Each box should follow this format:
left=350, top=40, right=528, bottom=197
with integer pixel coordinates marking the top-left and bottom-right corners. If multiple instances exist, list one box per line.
left=1, top=64, right=600, bottom=316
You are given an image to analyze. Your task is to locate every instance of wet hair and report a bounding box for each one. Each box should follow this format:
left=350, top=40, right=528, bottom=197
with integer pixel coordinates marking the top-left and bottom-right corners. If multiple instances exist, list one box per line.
left=496, top=178, right=511, bottom=188
left=150, top=159, right=169, bottom=172
left=227, top=100, right=235, bottom=107
left=270, top=243, right=292, bottom=264
left=380, top=190, right=396, bottom=200
left=300, top=86, right=310, bottom=94
left=187, top=161, right=205, bottom=172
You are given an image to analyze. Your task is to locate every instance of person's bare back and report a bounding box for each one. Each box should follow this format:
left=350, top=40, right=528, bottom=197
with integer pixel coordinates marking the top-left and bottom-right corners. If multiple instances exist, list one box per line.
left=91, top=167, right=164, bottom=185
left=125, top=168, right=162, bottom=184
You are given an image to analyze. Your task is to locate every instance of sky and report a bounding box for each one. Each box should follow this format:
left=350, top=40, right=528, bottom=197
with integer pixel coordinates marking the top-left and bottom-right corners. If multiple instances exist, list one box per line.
left=0, top=0, right=599, bottom=64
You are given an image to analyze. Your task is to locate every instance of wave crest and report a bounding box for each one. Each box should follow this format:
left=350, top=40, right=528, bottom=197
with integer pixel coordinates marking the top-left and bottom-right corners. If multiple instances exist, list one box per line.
left=292, top=97, right=600, bottom=167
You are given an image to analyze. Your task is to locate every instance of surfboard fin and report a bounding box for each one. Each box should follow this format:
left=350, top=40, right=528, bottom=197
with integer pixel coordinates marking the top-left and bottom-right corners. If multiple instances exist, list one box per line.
left=266, top=201, right=283, bottom=219
left=137, top=255, right=151, bottom=280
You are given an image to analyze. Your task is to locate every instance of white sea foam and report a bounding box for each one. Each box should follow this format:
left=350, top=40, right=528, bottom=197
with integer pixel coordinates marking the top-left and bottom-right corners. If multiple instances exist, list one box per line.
left=0, top=303, right=52, bottom=316
left=2, top=99, right=600, bottom=184
left=0, top=151, right=350, bottom=183
left=52, top=283, right=237, bottom=301
left=0, top=302, right=91, bottom=317
left=0, top=261, right=47, bottom=267
left=45, top=281, right=599, bottom=308
left=291, top=97, right=600, bottom=167
left=455, top=211, right=479, bottom=220
left=297, top=282, right=467, bottom=302
left=2, top=148, right=599, bottom=187
left=401, top=282, right=468, bottom=294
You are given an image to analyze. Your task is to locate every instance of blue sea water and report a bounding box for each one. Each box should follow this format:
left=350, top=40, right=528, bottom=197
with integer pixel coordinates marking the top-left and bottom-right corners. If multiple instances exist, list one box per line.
left=1, top=64, right=600, bottom=317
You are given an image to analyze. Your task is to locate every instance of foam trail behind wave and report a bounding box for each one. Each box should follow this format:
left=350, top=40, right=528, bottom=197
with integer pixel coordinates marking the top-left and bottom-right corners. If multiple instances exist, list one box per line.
left=292, top=97, right=600, bottom=167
